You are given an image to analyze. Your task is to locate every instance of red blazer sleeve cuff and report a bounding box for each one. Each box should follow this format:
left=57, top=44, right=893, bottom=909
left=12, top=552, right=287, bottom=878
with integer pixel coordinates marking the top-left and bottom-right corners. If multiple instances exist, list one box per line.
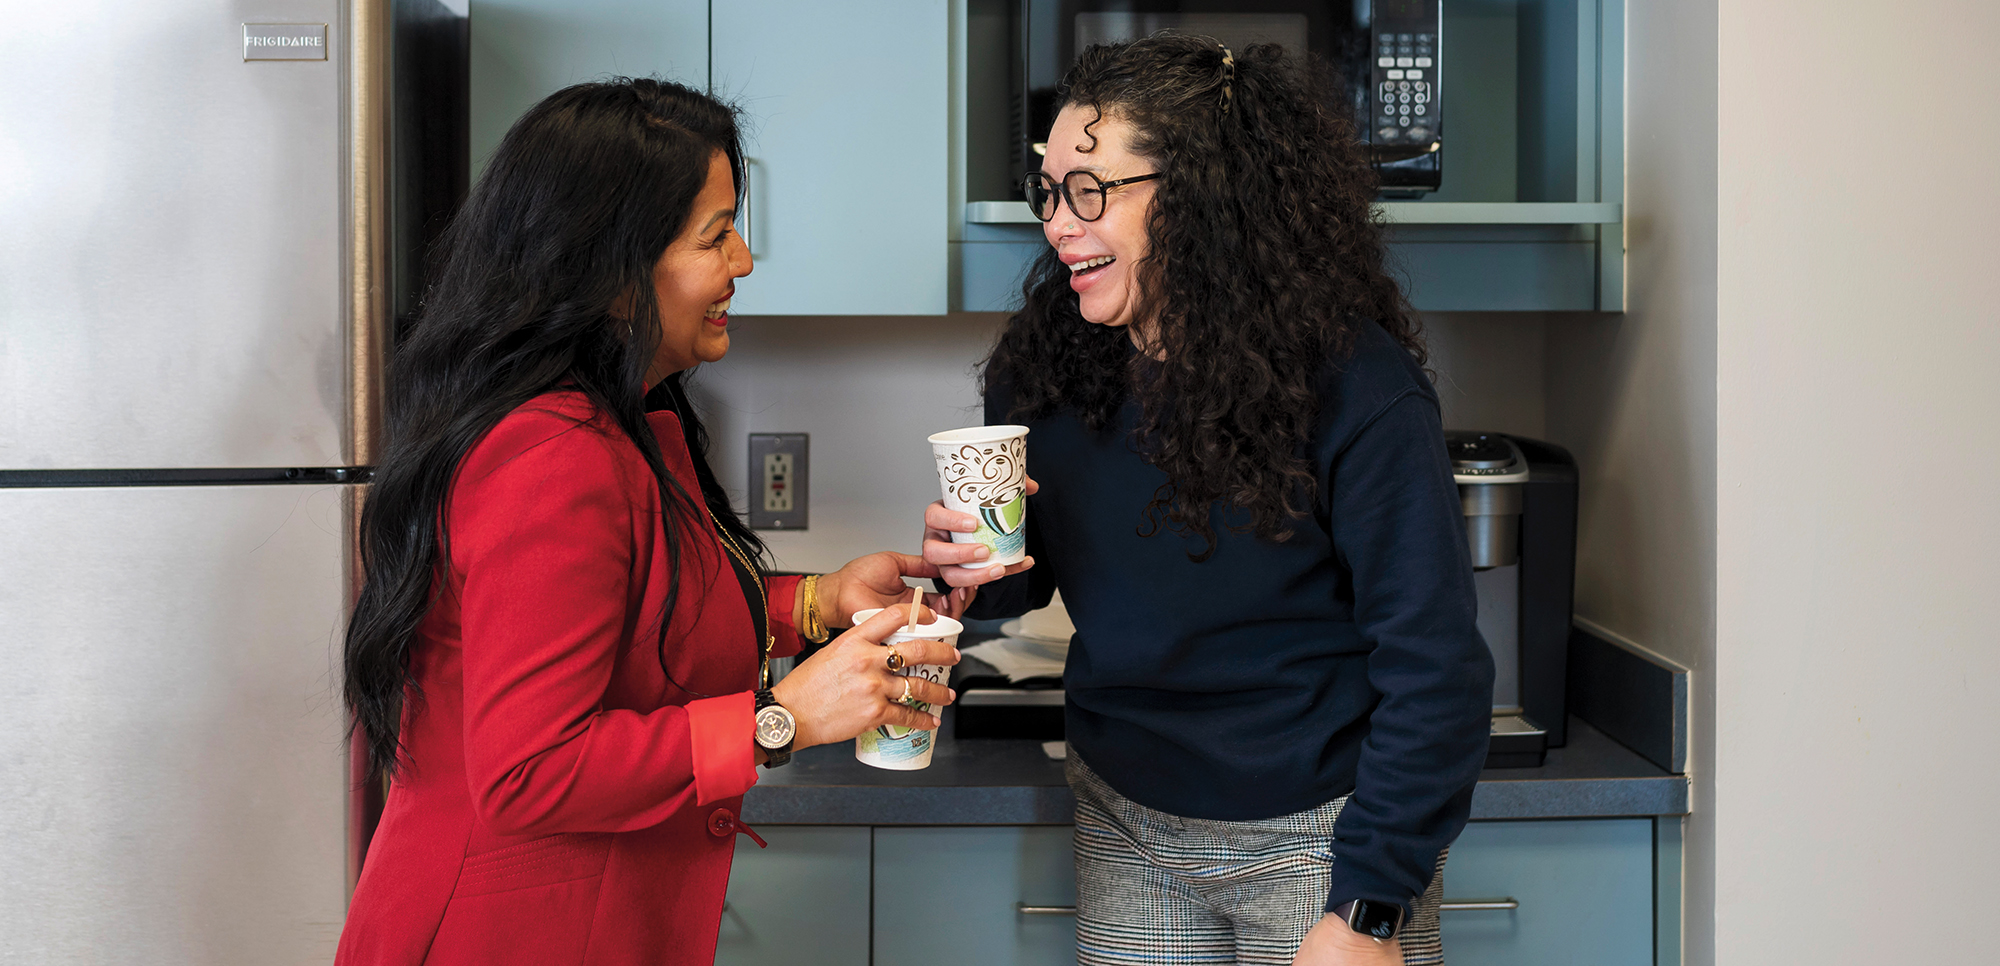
left=766, top=574, right=805, bottom=659
left=687, top=692, right=758, bottom=806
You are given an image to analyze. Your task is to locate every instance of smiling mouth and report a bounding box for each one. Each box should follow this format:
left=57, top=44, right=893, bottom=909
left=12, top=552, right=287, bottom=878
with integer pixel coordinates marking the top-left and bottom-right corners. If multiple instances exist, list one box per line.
left=703, top=298, right=731, bottom=320
left=1069, top=255, right=1115, bottom=278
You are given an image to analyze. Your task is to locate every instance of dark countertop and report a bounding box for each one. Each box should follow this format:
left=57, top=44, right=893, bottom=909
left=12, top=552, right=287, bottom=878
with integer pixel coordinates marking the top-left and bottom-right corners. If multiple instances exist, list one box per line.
left=742, top=709, right=1689, bottom=826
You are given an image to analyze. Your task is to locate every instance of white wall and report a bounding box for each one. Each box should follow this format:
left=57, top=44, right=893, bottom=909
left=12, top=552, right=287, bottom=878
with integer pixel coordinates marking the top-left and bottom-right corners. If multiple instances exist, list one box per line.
left=1540, top=1, right=1721, bottom=960
left=1427, top=313, right=1547, bottom=439
left=692, top=314, right=1003, bottom=574
left=1713, top=1, right=2000, bottom=962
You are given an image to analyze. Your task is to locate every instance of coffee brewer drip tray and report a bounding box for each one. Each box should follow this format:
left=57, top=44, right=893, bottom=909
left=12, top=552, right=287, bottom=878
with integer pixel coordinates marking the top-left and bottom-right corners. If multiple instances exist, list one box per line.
left=1488, top=714, right=1549, bottom=769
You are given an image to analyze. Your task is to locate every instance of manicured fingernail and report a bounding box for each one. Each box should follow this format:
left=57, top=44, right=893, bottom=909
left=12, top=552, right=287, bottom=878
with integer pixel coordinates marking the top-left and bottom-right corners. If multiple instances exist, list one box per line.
left=961, top=522, right=977, bottom=532
left=948, top=688, right=958, bottom=701
left=930, top=715, right=943, bottom=727
left=988, top=566, right=1005, bottom=577
left=973, top=546, right=990, bottom=558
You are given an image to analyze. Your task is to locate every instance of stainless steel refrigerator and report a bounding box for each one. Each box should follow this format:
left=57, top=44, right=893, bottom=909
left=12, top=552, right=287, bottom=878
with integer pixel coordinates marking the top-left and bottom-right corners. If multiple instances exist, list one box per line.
left=0, top=2, right=466, bottom=961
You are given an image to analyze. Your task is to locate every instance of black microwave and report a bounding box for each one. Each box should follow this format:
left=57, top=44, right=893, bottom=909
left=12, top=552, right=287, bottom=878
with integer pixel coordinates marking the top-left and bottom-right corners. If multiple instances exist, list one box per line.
left=1012, top=0, right=1442, bottom=196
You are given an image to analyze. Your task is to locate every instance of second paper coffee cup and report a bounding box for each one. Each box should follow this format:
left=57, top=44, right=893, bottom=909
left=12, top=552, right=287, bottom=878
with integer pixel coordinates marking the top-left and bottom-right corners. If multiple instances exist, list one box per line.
left=850, top=608, right=962, bottom=771
left=927, top=425, right=1030, bottom=571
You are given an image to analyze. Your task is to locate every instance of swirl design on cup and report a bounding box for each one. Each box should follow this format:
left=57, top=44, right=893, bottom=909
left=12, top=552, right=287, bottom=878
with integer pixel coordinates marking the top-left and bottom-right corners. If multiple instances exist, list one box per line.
left=941, top=438, right=1026, bottom=511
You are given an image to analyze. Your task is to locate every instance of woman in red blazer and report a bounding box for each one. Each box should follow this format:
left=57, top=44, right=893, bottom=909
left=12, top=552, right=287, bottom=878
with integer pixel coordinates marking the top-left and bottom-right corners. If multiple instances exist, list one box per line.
left=335, top=79, right=965, bottom=965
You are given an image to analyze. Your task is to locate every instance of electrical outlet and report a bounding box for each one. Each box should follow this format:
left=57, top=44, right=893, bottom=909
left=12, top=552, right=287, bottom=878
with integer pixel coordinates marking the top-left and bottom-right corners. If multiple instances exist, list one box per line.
left=748, top=433, right=808, bottom=530
left=762, top=452, right=794, bottom=512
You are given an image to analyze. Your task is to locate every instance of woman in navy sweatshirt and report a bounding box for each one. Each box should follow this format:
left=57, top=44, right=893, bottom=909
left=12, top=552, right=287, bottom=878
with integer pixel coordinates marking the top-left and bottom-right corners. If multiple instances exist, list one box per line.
left=924, top=36, right=1493, bottom=966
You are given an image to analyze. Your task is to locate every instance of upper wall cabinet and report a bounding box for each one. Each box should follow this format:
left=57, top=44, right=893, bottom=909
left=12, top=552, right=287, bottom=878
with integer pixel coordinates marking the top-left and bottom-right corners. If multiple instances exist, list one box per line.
left=957, top=0, right=1625, bottom=313
left=467, top=0, right=709, bottom=180
left=714, top=1, right=951, bottom=315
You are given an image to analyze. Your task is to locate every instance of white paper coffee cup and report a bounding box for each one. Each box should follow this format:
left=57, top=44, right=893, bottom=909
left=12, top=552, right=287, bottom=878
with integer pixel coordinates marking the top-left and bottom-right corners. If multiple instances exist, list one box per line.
left=927, top=425, right=1030, bottom=571
left=850, top=607, right=962, bottom=771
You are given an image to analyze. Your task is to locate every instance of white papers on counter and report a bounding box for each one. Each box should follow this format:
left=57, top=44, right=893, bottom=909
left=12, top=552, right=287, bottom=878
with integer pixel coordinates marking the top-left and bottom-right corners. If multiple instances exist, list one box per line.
left=961, top=637, right=1067, bottom=681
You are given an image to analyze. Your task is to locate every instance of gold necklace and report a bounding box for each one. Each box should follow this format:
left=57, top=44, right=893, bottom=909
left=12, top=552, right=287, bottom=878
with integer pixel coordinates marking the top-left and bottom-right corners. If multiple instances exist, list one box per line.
left=706, top=507, right=775, bottom=688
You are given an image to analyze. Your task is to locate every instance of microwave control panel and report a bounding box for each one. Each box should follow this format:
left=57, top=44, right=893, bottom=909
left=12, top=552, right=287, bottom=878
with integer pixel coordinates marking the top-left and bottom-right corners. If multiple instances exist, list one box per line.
left=1366, top=0, right=1442, bottom=194
left=1370, top=4, right=1441, bottom=152
left=1011, top=0, right=1444, bottom=196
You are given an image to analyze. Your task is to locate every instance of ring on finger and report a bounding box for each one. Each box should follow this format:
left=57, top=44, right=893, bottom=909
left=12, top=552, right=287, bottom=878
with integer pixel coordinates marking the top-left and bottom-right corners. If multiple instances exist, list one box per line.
left=885, top=646, right=905, bottom=672
left=899, top=677, right=914, bottom=705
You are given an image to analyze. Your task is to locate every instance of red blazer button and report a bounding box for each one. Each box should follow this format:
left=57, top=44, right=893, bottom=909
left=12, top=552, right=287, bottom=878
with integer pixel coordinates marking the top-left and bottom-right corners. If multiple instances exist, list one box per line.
left=707, top=808, right=735, bottom=838
left=707, top=807, right=770, bottom=848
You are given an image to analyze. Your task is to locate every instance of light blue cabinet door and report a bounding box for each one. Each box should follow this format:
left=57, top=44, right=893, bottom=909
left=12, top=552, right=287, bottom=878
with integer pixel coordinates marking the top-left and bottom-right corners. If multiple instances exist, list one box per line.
left=712, top=0, right=950, bottom=315
left=874, top=826, right=1078, bottom=966
left=468, top=0, right=709, bottom=179
left=1439, top=819, right=1653, bottom=966
left=717, top=826, right=873, bottom=966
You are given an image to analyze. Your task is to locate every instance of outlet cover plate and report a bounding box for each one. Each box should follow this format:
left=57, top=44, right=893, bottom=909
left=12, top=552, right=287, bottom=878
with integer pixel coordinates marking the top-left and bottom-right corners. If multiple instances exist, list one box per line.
left=748, top=433, right=808, bottom=530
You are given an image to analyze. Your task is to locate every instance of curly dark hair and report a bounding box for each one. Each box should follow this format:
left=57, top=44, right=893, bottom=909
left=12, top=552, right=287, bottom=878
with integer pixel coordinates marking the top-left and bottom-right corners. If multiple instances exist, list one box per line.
left=986, top=34, right=1425, bottom=560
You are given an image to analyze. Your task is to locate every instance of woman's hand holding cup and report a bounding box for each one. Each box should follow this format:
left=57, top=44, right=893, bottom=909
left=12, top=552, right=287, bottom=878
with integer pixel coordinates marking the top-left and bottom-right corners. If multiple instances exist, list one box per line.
left=923, top=476, right=1039, bottom=590
left=815, top=550, right=971, bottom=626
left=768, top=605, right=959, bottom=750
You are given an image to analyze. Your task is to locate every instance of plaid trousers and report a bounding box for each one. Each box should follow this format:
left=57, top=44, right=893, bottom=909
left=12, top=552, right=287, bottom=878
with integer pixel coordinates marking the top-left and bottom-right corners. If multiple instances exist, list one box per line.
left=1068, top=755, right=1446, bottom=966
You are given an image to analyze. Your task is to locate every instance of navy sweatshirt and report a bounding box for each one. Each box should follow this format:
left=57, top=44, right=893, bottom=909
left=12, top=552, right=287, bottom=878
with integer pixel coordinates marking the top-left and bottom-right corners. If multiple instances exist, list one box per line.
left=965, top=320, right=1494, bottom=914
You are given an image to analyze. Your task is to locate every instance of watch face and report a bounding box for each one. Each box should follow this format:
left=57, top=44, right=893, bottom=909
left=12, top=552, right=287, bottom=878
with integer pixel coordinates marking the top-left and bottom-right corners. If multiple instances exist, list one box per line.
left=755, top=705, right=796, bottom=749
left=1350, top=900, right=1402, bottom=940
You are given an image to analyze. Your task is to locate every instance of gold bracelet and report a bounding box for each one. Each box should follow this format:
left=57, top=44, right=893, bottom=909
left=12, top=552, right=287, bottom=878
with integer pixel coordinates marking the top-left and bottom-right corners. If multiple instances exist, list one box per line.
left=800, top=574, right=832, bottom=644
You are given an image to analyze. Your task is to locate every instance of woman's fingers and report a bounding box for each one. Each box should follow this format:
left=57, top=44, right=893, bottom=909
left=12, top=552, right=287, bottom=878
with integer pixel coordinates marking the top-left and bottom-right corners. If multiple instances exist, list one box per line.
left=887, top=636, right=960, bottom=669
left=923, top=585, right=975, bottom=620
left=921, top=503, right=991, bottom=570
left=927, top=558, right=1001, bottom=588
left=925, top=501, right=979, bottom=534
left=925, top=535, right=993, bottom=567
left=996, top=557, right=1035, bottom=579
left=879, top=702, right=944, bottom=732
left=887, top=674, right=955, bottom=709
left=844, top=602, right=938, bottom=643
left=879, top=550, right=943, bottom=579
left=922, top=534, right=1037, bottom=588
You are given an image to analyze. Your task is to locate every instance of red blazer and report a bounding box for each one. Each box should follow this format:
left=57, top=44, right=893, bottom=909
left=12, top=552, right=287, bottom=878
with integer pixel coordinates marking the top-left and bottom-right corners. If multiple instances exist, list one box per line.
left=336, top=391, right=803, bottom=966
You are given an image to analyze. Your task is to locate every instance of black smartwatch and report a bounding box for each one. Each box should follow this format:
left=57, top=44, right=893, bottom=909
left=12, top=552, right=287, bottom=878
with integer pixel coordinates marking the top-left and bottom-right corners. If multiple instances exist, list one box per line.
left=752, top=689, right=796, bottom=768
left=1332, top=899, right=1404, bottom=942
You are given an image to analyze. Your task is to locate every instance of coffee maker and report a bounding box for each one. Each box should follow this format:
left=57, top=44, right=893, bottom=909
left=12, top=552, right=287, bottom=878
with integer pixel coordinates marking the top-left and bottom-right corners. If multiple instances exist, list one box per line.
left=1445, top=431, right=1579, bottom=767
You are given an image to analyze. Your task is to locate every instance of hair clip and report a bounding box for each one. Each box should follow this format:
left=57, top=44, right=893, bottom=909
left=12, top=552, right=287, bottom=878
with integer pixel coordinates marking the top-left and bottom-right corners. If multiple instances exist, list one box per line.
left=1218, top=44, right=1236, bottom=115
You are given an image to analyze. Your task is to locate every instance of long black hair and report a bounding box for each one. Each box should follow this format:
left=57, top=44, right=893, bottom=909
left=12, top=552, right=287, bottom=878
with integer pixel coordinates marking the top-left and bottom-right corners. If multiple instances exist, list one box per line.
left=987, top=35, right=1425, bottom=560
left=343, top=78, right=766, bottom=777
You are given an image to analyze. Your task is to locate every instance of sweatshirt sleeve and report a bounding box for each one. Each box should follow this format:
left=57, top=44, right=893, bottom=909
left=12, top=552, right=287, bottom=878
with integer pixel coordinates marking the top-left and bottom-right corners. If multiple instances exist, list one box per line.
left=1321, top=390, right=1495, bottom=914
left=450, top=416, right=758, bottom=837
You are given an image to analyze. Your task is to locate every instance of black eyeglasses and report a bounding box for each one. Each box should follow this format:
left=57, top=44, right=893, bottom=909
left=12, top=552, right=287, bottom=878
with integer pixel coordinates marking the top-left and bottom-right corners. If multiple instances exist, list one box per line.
left=1021, top=170, right=1162, bottom=223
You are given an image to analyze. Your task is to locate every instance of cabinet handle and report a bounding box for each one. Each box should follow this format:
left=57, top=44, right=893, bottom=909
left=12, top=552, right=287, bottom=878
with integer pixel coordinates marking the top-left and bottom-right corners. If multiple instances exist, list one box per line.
left=1016, top=904, right=1077, bottom=916
left=1439, top=898, right=1519, bottom=912
left=741, top=157, right=760, bottom=258
left=1013, top=900, right=1514, bottom=917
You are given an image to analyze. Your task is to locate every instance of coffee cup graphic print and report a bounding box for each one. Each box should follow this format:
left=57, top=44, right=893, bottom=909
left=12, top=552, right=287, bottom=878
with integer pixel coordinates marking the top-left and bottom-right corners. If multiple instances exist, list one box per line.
left=939, top=435, right=1028, bottom=563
